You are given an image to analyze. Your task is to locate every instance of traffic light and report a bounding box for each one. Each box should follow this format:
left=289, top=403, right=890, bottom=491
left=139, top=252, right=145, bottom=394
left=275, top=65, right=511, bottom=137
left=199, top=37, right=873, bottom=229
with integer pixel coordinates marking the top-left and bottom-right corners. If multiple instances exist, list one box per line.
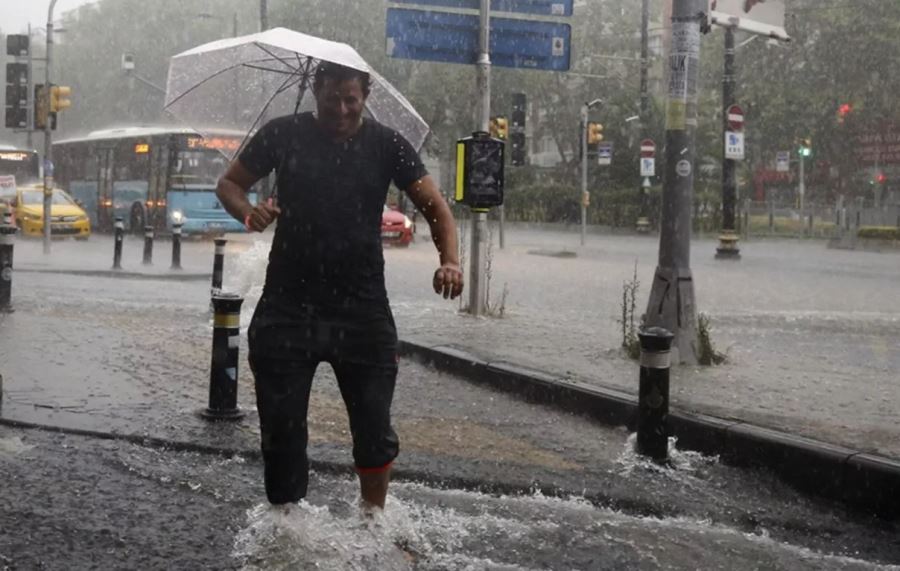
left=490, top=115, right=508, bottom=140
left=511, top=92, right=526, bottom=167
left=837, top=103, right=852, bottom=124
left=871, top=172, right=886, bottom=186
left=797, top=137, right=812, bottom=157
left=587, top=122, right=604, bottom=145
left=50, top=85, right=72, bottom=113
left=4, top=62, right=29, bottom=129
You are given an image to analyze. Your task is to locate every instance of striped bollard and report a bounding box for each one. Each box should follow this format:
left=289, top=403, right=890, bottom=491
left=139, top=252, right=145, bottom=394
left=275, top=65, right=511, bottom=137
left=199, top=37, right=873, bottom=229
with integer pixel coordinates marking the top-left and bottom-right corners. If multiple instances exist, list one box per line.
left=211, top=237, right=227, bottom=293
left=112, top=217, right=124, bottom=270
left=142, top=225, right=154, bottom=266
left=637, top=327, right=674, bottom=463
left=171, top=222, right=183, bottom=270
left=200, top=292, right=245, bottom=421
left=1, top=212, right=16, bottom=313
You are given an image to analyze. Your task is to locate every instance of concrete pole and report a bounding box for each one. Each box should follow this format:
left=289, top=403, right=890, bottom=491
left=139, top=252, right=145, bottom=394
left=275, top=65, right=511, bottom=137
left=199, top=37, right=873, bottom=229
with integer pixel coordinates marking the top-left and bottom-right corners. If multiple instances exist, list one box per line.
left=42, top=0, right=60, bottom=254
left=636, top=0, right=651, bottom=233
left=644, top=0, right=703, bottom=365
left=716, top=26, right=740, bottom=260
left=467, top=0, right=491, bottom=316
left=580, top=104, right=589, bottom=246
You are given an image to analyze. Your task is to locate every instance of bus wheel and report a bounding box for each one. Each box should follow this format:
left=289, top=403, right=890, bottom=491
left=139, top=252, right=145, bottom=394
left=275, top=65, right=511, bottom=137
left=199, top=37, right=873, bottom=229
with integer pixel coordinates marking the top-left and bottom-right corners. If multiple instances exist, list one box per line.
left=130, top=205, right=144, bottom=235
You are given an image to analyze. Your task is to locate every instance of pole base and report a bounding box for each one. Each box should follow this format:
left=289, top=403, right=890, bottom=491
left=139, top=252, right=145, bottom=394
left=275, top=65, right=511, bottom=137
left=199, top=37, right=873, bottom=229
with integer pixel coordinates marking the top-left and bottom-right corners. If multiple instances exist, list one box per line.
left=198, top=407, right=245, bottom=421
left=636, top=217, right=651, bottom=233
left=715, top=232, right=741, bottom=260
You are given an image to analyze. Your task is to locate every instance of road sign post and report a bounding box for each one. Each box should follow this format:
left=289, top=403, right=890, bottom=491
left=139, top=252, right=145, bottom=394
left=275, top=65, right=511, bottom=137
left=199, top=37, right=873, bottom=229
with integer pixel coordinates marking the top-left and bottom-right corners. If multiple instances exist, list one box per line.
left=636, top=139, right=655, bottom=233
left=716, top=27, right=742, bottom=261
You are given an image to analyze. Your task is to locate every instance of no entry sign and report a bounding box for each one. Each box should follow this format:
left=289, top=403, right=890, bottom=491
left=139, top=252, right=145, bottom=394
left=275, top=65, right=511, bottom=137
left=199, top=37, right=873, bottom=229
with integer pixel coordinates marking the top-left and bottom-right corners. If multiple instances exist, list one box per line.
left=727, top=104, right=744, bottom=131
left=640, top=139, right=656, bottom=158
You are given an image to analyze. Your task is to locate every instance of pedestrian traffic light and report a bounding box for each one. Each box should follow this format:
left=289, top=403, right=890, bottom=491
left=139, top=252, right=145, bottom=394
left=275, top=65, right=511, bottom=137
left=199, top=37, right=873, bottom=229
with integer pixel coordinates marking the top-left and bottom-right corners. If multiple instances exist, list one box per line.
left=490, top=116, right=508, bottom=140
left=587, top=122, right=604, bottom=145
left=455, top=131, right=505, bottom=210
left=797, top=137, right=812, bottom=157
left=50, top=85, right=72, bottom=113
left=4, top=63, right=29, bottom=129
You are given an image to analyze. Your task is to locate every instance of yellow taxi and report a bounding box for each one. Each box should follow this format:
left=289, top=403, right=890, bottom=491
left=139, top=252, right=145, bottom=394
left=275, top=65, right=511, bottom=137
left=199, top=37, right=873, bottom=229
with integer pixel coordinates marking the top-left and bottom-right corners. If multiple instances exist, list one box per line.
left=12, top=184, right=91, bottom=239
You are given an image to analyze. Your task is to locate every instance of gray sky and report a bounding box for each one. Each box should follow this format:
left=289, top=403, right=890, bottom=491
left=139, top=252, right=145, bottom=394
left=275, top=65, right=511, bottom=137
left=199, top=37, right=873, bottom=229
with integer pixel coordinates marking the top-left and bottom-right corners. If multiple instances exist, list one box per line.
left=1, top=0, right=98, bottom=34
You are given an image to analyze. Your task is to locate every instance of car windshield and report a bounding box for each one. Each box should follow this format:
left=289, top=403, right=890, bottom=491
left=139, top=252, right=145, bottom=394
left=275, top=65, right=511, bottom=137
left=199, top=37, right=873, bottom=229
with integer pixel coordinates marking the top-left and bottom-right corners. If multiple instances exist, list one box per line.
left=21, top=189, right=74, bottom=206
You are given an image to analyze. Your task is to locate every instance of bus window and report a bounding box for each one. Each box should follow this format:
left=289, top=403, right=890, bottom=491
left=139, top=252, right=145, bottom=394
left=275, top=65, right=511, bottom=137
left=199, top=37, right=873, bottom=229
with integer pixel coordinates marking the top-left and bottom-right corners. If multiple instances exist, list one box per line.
left=0, top=150, right=40, bottom=184
left=171, top=149, right=228, bottom=187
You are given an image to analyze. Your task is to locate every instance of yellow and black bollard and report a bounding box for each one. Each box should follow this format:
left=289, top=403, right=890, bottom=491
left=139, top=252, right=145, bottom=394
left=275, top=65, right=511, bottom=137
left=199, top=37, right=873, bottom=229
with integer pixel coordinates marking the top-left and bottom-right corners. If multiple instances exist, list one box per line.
left=112, top=217, right=124, bottom=270
left=200, top=292, right=245, bottom=421
left=170, top=222, right=183, bottom=270
left=0, top=211, right=16, bottom=313
left=211, top=237, right=226, bottom=293
left=142, top=225, right=154, bottom=266
left=637, top=327, right=674, bottom=462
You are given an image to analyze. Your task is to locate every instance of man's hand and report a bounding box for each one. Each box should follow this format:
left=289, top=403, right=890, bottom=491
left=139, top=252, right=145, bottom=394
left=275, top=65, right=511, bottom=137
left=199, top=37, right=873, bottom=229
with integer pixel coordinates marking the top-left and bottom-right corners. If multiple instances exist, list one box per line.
left=433, top=263, right=464, bottom=300
left=244, top=199, right=282, bottom=232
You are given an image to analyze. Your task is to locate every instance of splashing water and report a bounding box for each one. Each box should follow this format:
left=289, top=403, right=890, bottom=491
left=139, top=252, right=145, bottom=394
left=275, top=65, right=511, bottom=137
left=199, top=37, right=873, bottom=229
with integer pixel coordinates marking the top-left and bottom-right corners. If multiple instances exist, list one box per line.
left=223, top=239, right=272, bottom=325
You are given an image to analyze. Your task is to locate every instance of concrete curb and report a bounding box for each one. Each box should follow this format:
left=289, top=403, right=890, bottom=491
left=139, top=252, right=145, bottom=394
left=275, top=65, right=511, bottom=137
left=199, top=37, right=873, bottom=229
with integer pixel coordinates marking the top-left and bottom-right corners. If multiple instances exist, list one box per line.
left=398, top=339, right=900, bottom=519
left=15, top=268, right=210, bottom=282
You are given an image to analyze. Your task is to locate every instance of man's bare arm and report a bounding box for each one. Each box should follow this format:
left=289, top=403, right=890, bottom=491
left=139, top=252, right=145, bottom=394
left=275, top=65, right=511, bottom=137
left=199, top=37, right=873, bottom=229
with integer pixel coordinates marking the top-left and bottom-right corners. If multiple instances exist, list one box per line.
left=405, top=175, right=464, bottom=299
left=216, top=160, right=280, bottom=231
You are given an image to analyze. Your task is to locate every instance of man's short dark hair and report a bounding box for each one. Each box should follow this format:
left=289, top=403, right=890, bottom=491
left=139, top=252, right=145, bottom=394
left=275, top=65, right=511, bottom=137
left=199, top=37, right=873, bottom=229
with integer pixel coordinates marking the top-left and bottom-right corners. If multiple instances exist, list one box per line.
left=313, top=62, right=372, bottom=98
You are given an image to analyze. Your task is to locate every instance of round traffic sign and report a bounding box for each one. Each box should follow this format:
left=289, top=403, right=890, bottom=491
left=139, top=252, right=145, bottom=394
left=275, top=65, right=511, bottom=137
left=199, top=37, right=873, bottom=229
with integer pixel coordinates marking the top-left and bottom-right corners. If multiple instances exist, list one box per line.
left=640, top=139, right=656, bottom=158
left=727, top=104, right=744, bottom=131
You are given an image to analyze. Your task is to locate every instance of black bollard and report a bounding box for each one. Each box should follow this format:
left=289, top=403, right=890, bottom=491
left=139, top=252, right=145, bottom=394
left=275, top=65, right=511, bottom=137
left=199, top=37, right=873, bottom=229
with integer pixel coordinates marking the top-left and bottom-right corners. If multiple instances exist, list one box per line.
left=112, top=217, right=124, bottom=270
left=211, top=237, right=227, bottom=293
left=142, top=225, right=154, bottom=266
left=0, top=212, right=16, bottom=313
left=171, top=222, right=183, bottom=270
left=200, top=292, right=245, bottom=421
left=637, top=327, right=674, bottom=463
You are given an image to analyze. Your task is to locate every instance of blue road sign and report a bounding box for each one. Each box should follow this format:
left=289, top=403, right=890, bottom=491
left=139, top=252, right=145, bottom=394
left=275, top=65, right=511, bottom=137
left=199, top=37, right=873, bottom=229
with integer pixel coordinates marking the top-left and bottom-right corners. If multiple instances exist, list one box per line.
left=386, top=8, right=571, bottom=71
left=390, top=0, right=574, bottom=17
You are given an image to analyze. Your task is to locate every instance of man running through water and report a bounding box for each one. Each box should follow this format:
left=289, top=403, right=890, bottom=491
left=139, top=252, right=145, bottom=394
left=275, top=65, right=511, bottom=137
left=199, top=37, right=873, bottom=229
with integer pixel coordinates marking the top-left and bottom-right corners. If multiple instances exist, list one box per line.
left=216, top=62, right=463, bottom=511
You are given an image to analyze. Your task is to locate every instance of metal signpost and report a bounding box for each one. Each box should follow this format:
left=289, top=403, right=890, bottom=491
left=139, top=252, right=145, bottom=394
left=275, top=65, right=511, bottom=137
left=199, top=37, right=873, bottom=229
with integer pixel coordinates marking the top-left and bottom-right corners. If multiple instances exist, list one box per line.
left=708, top=1, right=789, bottom=261
left=387, top=0, right=572, bottom=315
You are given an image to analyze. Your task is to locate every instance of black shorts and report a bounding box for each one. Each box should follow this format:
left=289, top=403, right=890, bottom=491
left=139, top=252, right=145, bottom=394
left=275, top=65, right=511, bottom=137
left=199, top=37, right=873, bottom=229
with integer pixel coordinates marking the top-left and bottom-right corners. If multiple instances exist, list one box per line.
left=248, top=298, right=400, bottom=505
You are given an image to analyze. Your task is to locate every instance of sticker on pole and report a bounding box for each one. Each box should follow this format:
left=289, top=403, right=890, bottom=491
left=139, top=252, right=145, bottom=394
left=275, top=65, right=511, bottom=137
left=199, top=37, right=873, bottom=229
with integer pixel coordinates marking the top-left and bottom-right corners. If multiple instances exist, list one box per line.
left=675, top=160, right=692, bottom=177
left=725, top=131, right=745, bottom=160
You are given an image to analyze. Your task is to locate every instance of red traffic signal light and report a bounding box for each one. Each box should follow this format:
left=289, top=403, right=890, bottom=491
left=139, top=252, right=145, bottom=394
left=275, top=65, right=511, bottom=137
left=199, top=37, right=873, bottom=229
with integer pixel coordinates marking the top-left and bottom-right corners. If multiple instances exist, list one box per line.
left=875, top=173, right=886, bottom=184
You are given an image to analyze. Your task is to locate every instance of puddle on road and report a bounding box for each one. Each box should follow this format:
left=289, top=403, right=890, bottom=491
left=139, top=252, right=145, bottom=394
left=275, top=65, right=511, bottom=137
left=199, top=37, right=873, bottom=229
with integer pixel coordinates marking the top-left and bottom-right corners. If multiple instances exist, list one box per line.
left=230, top=475, right=894, bottom=571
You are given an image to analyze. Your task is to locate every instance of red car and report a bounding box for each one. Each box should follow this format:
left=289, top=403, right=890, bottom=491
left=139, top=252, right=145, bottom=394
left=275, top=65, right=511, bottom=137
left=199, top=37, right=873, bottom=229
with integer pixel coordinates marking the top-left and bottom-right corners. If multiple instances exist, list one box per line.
left=381, top=204, right=414, bottom=247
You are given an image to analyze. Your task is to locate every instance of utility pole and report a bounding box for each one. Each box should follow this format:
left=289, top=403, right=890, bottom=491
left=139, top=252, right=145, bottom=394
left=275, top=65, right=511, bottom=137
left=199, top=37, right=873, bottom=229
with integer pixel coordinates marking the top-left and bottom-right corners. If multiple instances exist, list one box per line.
left=635, top=0, right=651, bottom=233
left=26, top=24, right=34, bottom=150
left=644, top=0, right=704, bottom=364
left=467, top=0, right=491, bottom=316
left=42, top=0, right=60, bottom=254
left=260, top=0, right=268, bottom=32
left=798, top=151, right=805, bottom=211
left=715, top=25, right=740, bottom=260
left=580, top=99, right=602, bottom=246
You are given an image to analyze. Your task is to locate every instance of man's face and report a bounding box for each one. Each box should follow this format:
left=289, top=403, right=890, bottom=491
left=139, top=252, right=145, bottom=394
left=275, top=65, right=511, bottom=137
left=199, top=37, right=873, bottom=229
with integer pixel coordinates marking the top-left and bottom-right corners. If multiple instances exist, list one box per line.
left=314, top=77, right=366, bottom=140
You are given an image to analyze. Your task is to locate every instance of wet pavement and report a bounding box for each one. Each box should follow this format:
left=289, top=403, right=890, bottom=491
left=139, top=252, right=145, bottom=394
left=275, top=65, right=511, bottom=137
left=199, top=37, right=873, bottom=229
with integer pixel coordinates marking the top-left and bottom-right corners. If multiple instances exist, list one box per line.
left=1, top=229, right=900, bottom=569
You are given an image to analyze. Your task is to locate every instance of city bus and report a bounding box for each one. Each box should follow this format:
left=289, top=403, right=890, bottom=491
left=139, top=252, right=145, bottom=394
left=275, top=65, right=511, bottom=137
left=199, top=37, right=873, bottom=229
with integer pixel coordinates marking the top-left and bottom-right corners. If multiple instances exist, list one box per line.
left=53, top=127, right=257, bottom=235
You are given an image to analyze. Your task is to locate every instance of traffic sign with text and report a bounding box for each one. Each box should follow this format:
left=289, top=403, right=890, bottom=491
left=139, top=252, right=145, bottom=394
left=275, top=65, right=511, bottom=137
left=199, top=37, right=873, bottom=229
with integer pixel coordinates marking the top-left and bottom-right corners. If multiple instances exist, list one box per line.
left=386, top=8, right=571, bottom=71
left=389, top=0, right=573, bottom=16
left=725, top=131, right=745, bottom=160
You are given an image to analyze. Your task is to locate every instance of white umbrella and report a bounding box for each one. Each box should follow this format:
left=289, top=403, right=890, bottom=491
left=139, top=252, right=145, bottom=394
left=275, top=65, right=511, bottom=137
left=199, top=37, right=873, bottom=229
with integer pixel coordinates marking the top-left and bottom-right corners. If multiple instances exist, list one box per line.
left=164, top=27, right=430, bottom=158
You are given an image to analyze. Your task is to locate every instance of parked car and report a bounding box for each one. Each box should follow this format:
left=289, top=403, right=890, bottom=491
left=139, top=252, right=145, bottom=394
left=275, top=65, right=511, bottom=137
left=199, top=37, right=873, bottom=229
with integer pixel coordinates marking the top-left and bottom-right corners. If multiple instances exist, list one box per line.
left=381, top=204, right=414, bottom=247
left=11, top=185, right=91, bottom=240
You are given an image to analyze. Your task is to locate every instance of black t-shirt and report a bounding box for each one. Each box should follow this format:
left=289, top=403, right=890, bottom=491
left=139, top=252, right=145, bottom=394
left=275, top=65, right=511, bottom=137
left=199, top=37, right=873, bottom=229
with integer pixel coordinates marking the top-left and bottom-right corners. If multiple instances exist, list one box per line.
left=239, top=112, right=427, bottom=304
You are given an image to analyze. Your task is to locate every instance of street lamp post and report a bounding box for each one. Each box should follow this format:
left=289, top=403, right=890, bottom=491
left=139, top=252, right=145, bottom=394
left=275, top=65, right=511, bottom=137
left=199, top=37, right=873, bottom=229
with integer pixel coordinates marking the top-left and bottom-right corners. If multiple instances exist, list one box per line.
left=580, top=98, right=603, bottom=246
left=41, top=0, right=60, bottom=254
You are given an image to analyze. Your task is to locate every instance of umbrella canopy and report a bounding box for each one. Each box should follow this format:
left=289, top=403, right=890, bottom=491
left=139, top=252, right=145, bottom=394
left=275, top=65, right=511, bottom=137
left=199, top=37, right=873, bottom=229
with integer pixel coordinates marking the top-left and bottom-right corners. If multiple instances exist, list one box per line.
left=164, top=27, right=430, bottom=158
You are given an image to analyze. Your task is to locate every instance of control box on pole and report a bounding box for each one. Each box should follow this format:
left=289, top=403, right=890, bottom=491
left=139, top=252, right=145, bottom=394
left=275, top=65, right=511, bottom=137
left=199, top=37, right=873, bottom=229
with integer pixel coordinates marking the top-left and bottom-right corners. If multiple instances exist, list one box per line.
left=455, top=131, right=505, bottom=210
